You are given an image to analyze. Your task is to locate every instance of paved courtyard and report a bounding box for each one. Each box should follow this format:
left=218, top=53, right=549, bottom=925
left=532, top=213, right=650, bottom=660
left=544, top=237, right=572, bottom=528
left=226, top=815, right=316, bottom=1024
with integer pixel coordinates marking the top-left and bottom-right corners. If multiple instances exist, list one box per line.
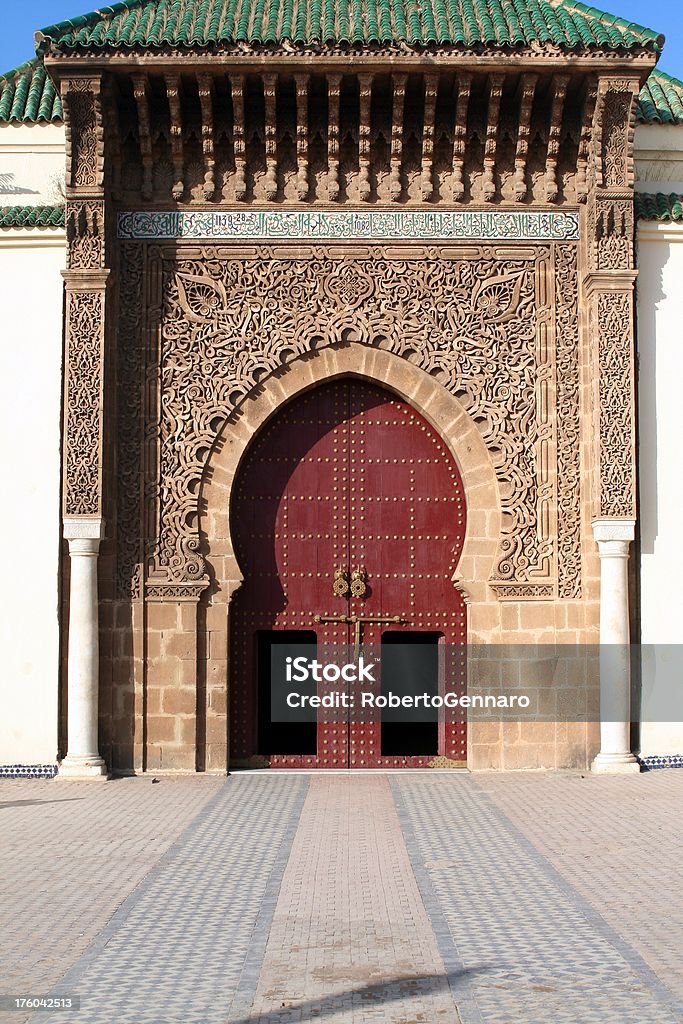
left=1, top=771, right=682, bottom=1024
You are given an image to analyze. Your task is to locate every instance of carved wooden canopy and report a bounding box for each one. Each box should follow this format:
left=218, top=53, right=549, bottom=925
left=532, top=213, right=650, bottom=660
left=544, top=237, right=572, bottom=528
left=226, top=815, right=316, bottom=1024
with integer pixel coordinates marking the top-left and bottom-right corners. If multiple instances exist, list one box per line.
left=40, top=0, right=662, bottom=209
left=51, top=0, right=656, bottom=602
left=51, top=66, right=651, bottom=209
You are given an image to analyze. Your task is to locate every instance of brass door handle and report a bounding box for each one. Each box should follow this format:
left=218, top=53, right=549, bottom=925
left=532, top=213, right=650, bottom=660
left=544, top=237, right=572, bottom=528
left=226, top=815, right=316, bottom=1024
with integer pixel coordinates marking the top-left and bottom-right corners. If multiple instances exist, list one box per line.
left=351, top=566, right=368, bottom=598
left=333, top=566, right=350, bottom=598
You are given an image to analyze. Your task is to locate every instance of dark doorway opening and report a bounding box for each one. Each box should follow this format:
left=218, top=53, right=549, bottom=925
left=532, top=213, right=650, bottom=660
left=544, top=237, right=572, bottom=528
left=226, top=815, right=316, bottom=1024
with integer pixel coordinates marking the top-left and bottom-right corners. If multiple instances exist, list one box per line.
left=257, top=630, right=317, bottom=756
left=380, top=632, right=441, bottom=756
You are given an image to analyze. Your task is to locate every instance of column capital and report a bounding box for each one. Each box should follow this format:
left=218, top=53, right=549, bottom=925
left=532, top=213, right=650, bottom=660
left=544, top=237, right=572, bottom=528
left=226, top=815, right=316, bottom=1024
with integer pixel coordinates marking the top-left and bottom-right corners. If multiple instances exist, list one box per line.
left=592, top=518, right=635, bottom=545
left=583, top=270, right=638, bottom=296
left=60, top=72, right=103, bottom=95
left=62, top=268, right=110, bottom=291
left=63, top=516, right=105, bottom=541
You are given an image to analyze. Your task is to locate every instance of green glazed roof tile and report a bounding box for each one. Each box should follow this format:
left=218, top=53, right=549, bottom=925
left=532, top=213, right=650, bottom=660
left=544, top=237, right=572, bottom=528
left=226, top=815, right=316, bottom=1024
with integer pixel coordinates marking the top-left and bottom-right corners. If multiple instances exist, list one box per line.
left=0, top=205, right=65, bottom=227
left=3, top=7, right=682, bottom=124
left=636, top=69, right=683, bottom=124
left=0, top=59, right=62, bottom=122
left=636, top=193, right=683, bottom=222
left=33, top=0, right=664, bottom=51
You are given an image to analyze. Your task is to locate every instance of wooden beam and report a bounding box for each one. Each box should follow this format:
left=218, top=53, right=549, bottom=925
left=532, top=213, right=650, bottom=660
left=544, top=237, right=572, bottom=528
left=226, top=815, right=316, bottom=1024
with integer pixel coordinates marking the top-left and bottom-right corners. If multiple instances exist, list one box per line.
left=263, top=73, right=278, bottom=201
left=514, top=73, right=537, bottom=202
left=483, top=73, right=504, bottom=202
left=295, top=74, right=310, bottom=201
left=390, top=73, right=407, bottom=202
left=132, top=73, right=154, bottom=201
left=546, top=74, right=570, bottom=203
left=229, top=74, right=247, bottom=201
left=421, top=73, right=438, bottom=201
left=451, top=73, right=472, bottom=202
left=104, top=78, right=122, bottom=201
left=358, top=74, right=372, bottom=202
left=197, top=74, right=215, bottom=200
left=327, top=74, right=342, bottom=201
left=577, top=77, right=598, bottom=204
left=163, top=73, right=185, bottom=201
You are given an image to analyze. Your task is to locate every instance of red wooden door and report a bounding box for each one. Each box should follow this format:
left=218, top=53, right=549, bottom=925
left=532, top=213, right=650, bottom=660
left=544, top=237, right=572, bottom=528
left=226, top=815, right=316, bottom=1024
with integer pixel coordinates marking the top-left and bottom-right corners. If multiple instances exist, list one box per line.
left=229, top=380, right=467, bottom=768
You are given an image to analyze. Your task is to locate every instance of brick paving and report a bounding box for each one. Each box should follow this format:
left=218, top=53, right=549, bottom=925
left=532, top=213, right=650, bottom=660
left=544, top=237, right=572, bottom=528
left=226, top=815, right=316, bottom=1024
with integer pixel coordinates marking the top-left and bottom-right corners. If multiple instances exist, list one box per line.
left=0, top=770, right=681, bottom=1024
left=0, top=777, right=223, bottom=1024
left=394, top=774, right=683, bottom=1024
left=248, top=775, right=460, bottom=1023
left=34, top=776, right=308, bottom=1024
left=477, top=770, right=683, bottom=1004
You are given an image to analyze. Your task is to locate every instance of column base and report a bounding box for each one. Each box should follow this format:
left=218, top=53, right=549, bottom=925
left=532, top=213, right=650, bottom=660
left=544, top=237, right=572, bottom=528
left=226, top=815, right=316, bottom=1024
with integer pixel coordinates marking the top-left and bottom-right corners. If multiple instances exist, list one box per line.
left=56, top=756, right=109, bottom=781
left=591, top=752, right=641, bottom=775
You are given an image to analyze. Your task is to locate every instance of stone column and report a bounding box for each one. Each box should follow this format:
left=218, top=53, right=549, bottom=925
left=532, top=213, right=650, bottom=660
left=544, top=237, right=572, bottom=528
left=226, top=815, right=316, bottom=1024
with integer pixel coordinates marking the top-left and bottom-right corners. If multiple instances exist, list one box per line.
left=58, top=518, right=107, bottom=778
left=57, top=74, right=111, bottom=779
left=591, top=519, right=639, bottom=773
left=584, top=75, right=643, bottom=775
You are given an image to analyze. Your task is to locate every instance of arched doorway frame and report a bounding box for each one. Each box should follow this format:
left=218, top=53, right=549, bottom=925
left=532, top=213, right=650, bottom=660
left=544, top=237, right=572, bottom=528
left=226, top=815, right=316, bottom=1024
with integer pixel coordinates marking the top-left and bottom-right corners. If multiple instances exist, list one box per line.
left=201, top=342, right=501, bottom=610
left=195, top=343, right=503, bottom=769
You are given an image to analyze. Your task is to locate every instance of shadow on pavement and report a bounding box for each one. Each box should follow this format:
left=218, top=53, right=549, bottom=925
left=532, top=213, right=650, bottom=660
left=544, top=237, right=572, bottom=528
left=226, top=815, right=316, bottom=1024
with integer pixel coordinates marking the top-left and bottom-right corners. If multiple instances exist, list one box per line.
left=0, top=799, right=85, bottom=808
left=225, top=968, right=486, bottom=1023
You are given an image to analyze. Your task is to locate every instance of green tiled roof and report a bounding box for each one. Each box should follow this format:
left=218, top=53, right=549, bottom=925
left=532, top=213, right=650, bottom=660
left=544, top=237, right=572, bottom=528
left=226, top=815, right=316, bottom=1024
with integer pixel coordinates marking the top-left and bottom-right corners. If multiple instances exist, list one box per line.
left=636, top=69, right=683, bottom=124
left=34, top=0, right=664, bottom=51
left=636, top=193, right=683, bottom=222
left=0, top=59, right=62, bottom=123
left=0, top=206, right=65, bottom=228
left=2, top=7, right=682, bottom=124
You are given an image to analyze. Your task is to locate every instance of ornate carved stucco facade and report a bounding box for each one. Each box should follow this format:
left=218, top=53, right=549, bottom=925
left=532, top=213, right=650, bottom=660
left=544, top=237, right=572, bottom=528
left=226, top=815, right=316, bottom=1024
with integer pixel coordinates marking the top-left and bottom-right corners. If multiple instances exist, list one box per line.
left=5, top=0, right=681, bottom=775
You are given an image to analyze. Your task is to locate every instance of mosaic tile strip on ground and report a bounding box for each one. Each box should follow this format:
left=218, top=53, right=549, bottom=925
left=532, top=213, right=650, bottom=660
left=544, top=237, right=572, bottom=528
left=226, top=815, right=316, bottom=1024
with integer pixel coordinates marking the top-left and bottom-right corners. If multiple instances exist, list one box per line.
left=35, top=776, right=309, bottom=1024
left=391, top=775, right=682, bottom=1024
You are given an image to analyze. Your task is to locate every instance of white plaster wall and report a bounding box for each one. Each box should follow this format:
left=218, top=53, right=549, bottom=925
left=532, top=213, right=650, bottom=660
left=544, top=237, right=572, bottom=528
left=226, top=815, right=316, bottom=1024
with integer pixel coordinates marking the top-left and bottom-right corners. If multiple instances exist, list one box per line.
left=0, top=123, right=65, bottom=206
left=635, top=124, right=683, bottom=194
left=0, top=225, right=65, bottom=764
left=636, top=220, right=683, bottom=757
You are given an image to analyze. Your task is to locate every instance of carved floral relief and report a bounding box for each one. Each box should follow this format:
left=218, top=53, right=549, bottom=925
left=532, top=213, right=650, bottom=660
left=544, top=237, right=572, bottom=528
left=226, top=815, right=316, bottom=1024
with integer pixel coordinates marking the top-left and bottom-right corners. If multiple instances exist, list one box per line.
left=596, top=291, right=635, bottom=519
left=64, top=290, right=104, bottom=516
left=113, top=243, right=583, bottom=599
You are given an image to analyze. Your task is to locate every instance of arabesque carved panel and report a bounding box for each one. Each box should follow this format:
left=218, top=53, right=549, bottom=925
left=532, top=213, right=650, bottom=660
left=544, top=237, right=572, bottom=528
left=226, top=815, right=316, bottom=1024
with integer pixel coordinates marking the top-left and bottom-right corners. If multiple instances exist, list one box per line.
left=116, top=244, right=144, bottom=597
left=64, top=290, right=104, bottom=516
left=596, top=291, right=635, bottom=518
left=555, top=246, right=582, bottom=598
left=129, top=243, right=581, bottom=597
left=63, top=78, right=103, bottom=191
left=601, top=91, right=632, bottom=189
left=66, top=200, right=105, bottom=270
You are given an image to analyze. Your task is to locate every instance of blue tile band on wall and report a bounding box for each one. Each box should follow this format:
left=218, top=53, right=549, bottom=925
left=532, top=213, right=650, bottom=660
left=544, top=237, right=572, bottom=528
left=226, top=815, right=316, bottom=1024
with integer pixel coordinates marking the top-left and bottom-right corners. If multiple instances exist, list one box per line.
left=639, top=755, right=683, bottom=770
left=118, top=209, right=581, bottom=242
left=0, top=765, right=58, bottom=778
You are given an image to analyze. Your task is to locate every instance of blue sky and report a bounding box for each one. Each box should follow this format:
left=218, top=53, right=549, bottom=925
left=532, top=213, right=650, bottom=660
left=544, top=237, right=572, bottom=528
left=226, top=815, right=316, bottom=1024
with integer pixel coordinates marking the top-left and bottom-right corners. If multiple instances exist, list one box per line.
left=1, top=0, right=682, bottom=76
